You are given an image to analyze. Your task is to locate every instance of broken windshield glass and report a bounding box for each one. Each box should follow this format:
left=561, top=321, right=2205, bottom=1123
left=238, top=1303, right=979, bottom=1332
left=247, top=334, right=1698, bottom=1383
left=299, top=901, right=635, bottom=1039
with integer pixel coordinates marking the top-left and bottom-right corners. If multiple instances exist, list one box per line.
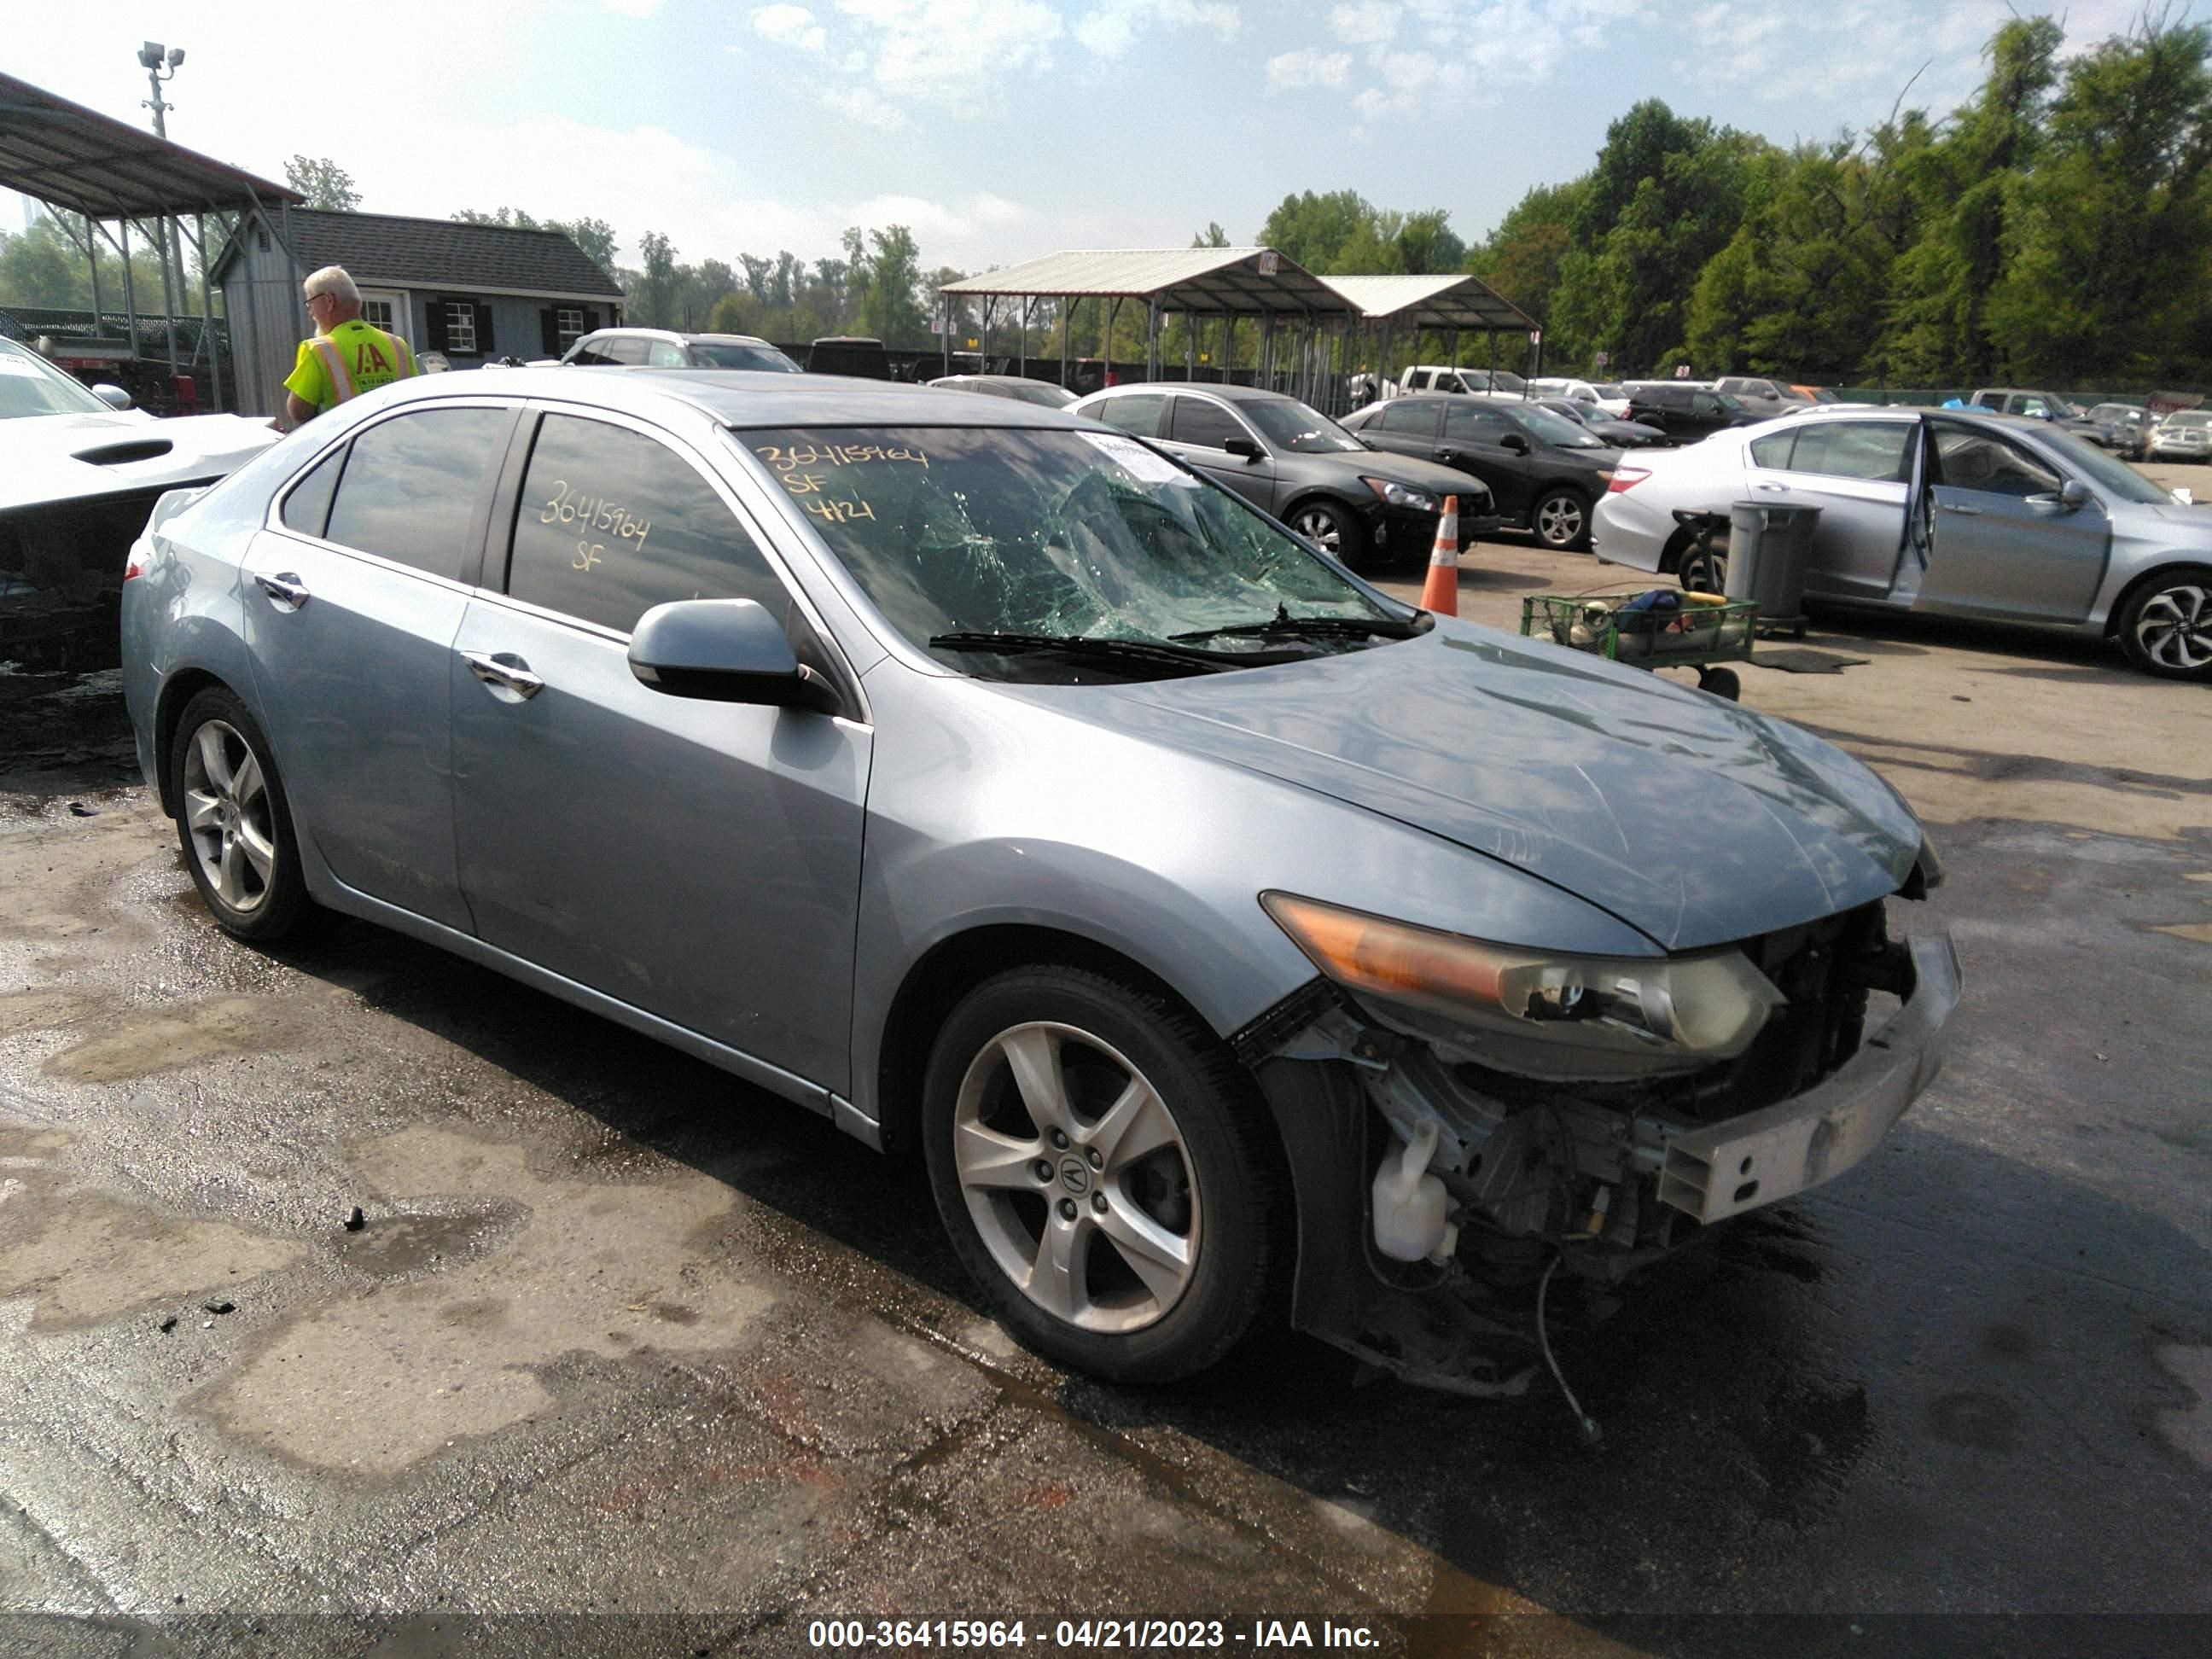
left=736, top=425, right=1406, bottom=677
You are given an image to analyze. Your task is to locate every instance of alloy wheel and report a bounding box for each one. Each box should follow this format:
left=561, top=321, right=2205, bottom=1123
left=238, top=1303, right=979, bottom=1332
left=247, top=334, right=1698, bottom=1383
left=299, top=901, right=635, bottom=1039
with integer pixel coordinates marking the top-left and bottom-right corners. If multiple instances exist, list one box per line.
left=1536, top=494, right=1585, bottom=547
left=1292, top=507, right=1342, bottom=554
left=181, top=719, right=276, bottom=914
left=951, top=1020, right=1200, bottom=1333
left=2134, top=583, right=2212, bottom=672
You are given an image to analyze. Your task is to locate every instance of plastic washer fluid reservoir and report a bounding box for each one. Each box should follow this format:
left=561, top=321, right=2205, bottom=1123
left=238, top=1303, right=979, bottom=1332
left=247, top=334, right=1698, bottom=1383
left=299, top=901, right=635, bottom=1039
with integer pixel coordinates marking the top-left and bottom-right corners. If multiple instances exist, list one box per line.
left=1372, top=1121, right=1459, bottom=1264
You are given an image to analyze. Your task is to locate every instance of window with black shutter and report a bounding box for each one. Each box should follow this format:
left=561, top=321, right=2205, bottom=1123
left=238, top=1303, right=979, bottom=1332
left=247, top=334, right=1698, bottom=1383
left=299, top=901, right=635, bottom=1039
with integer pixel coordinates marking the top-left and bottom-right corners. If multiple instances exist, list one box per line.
left=474, top=301, right=495, bottom=357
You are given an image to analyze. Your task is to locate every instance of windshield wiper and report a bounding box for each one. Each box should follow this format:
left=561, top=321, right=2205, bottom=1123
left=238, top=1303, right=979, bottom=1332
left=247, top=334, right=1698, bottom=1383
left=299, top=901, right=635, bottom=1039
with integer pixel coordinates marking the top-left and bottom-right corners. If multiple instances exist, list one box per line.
left=1170, top=612, right=1423, bottom=644
left=928, top=630, right=1251, bottom=672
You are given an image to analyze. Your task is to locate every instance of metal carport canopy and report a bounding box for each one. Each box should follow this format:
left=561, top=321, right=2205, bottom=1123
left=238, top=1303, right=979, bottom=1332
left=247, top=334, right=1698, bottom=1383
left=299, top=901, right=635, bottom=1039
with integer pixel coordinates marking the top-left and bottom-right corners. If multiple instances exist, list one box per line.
left=1320, top=273, right=1538, bottom=333
left=940, top=247, right=1355, bottom=317
left=0, top=69, right=300, bottom=216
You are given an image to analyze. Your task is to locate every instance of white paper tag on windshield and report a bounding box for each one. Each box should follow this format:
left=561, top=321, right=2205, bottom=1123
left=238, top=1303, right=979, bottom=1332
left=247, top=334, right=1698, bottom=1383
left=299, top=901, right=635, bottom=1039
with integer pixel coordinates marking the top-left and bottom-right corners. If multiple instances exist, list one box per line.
left=1079, top=430, right=1189, bottom=485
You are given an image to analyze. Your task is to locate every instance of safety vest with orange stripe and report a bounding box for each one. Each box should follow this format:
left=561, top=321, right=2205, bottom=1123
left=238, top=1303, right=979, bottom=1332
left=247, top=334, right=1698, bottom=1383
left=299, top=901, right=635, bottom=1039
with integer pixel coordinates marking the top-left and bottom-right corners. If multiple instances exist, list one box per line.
left=285, top=318, right=417, bottom=411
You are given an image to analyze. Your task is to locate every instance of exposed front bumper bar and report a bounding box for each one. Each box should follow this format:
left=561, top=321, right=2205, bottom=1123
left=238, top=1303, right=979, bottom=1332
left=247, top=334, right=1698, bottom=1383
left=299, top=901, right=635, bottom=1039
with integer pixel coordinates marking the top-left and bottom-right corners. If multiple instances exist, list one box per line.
left=1657, top=931, right=1961, bottom=1225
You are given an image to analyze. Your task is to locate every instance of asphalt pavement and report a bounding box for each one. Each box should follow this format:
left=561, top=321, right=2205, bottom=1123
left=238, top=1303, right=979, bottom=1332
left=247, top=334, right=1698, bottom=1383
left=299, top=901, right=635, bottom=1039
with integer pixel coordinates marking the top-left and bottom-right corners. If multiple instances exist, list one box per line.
left=0, top=535, right=2206, bottom=1656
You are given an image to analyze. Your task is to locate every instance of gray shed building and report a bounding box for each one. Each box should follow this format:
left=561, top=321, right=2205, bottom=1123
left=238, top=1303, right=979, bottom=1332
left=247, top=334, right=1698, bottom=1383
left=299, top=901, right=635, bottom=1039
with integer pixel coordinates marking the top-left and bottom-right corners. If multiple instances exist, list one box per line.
left=211, top=208, right=626, bottom=416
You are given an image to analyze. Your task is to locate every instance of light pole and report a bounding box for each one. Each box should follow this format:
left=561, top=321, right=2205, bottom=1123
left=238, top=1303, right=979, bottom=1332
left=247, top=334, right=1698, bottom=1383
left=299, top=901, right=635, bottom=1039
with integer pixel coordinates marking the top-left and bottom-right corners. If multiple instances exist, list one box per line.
left=135, top=41, right=189, bottom=381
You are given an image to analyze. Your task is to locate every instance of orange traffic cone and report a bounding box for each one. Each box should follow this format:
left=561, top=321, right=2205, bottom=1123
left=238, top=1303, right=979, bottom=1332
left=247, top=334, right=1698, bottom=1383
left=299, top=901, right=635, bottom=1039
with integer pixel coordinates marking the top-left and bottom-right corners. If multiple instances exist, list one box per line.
left=1419, top=495, right=1460, bottom=615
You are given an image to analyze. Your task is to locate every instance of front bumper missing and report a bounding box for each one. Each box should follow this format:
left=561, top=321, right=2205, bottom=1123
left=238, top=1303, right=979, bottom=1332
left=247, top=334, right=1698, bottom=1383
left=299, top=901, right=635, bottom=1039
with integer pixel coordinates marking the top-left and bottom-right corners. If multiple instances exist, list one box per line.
left=1656, top=932, right=1961, bottom=1225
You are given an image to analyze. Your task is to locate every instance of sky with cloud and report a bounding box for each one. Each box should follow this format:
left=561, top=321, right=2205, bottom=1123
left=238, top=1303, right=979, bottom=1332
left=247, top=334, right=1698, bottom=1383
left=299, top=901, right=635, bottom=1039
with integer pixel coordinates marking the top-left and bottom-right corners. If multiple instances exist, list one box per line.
left=2, top=0, right=2158, bottom=275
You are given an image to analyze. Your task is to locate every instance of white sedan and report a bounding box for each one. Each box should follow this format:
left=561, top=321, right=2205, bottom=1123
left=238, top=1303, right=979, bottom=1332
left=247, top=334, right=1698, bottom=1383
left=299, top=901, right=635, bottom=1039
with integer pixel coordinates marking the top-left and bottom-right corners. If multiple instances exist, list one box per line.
left=2, top=336, right=276, bottom=659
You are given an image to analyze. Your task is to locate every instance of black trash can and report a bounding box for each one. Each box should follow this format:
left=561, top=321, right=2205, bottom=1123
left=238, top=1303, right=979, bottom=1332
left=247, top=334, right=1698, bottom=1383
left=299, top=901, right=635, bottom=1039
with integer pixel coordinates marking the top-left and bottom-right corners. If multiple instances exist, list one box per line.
left=1726, top=501, right=1819, bottom=637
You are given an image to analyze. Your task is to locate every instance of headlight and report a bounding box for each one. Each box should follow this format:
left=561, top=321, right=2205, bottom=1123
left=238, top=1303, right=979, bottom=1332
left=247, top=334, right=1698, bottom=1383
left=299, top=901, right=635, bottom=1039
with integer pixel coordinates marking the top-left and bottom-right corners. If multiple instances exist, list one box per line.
left=1362, top=477, right=1438, bottom=513
left=1260, top=892, right=1784, bottom=1067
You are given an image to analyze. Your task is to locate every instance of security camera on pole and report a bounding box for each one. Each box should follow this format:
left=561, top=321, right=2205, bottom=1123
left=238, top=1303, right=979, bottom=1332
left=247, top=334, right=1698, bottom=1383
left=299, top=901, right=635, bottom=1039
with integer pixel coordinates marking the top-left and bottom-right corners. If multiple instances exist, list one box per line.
left=137, top=41, right=189, bottom=382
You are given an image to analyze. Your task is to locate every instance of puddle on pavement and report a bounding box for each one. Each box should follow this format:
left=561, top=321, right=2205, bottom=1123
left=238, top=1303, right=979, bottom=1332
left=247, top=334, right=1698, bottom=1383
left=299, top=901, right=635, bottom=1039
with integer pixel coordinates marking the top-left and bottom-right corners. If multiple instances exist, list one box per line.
left=0, top=989, right=108, bottom=1038
left=198, top=1123, right=779, bottom=1477
left=335, top=1208, right=515, bottom=1278
left=0, top=1119, right=303, bottom=1330
left=42, top=994, right=318, bottom=1084
left=0, top=806, right=169, bottom=942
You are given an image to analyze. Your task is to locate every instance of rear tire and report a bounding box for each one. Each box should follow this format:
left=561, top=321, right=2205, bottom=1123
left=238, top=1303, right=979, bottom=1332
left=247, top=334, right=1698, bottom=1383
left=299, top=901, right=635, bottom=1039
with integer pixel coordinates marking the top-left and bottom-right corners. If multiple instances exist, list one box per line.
left=1679, top=541, right=1728, bottom=597
left=1531, top=487, right=1592, bottom=552
left=921, top=965, right=1283, bottom=1383
left=169, top=688, right=310, bottom=941
left=2116, top=566, right=2212, bottom=681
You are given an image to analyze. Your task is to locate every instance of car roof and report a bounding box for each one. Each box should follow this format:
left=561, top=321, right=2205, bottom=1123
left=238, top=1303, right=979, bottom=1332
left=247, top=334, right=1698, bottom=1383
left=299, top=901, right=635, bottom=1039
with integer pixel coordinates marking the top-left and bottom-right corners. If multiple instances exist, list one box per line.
left=579, top=327, right=778, bottom=347
left=1079, top=381, right=1301, bottom=405
left=931, top=375, right=1061, bottom=389
left=371, top=365, right=1087, bottom=429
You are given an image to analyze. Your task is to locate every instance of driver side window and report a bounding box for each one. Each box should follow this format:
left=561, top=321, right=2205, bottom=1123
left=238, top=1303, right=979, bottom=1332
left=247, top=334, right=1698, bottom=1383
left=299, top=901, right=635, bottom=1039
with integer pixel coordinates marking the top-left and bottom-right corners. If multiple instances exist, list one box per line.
left=1933, top=426, right=2062, bottom=500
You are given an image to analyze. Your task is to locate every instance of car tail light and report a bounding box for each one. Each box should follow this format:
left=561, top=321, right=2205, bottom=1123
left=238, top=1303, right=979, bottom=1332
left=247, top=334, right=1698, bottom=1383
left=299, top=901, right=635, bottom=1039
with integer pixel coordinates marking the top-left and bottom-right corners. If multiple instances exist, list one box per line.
left=1606, top=467, right=1650, bottom=495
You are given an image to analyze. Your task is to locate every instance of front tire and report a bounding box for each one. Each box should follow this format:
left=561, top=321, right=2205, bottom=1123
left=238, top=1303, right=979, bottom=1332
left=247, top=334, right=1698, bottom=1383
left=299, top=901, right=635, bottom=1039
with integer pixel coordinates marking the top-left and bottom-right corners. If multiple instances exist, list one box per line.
left=921, top=966, right=1283, bottom=1383
left=1530, top=487, right=1592, bottom=551
left=1289, top=498, right=1368, bottom=572
left=2116, top=567, right=2212, bottom=680
left=169, top=688, right=309, bottom=940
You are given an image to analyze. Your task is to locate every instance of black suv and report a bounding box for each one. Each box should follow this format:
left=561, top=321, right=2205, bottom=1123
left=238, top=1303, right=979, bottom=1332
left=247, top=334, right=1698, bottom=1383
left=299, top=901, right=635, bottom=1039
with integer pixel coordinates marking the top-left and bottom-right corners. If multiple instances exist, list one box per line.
left=1070, top=382, right=1495, bottom=572
left=1341, top=394, right=1621, bottom=551
left=1622, top=383, right=1758, bottom=442
left=807, top=336, right=894, bottom=379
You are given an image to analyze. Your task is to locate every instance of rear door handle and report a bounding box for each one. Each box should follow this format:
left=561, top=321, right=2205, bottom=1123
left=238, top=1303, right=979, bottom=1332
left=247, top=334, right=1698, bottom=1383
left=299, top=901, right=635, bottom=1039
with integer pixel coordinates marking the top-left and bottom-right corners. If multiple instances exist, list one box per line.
left=461, top=649, right=544, bottom=700
left=1754, top=482, right=1790, bottom=492
left=1939, top=502, right=1982, bottom=516
left=253, top=572, right=309, bottom=609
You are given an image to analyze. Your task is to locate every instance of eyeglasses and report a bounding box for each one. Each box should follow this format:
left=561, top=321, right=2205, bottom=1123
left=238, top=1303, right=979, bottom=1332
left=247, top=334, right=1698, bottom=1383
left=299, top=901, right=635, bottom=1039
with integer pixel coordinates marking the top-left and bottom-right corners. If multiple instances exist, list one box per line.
left=303, top=293, right=331, bottom=308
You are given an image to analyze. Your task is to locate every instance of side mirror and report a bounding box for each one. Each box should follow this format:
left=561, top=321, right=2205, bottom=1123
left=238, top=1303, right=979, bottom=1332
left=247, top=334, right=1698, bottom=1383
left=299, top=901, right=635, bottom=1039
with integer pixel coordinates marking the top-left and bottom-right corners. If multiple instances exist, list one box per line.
left=93, top=384, right=132, bottom=410
left=1499, top=433, right=1531, bottom=455
left=627, top=598, right=835, bottom=711
left=2058, top=479, right=2088, bottom=509
left=2174, top=487, right=2195, bottom=507
left=1222, top=436, right=1263, bottom=462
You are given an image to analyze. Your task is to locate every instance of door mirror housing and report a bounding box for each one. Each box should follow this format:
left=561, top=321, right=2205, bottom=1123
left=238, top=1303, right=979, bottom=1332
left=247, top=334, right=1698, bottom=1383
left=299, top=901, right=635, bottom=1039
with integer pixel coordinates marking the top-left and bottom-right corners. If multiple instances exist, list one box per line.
left=2058, top=478, right=2089, bottom=509
left=628, top=599, right=835, bottom=711
left=1499, top=432, right=1531, bottom=455
left=93, top=383, right=133, bottom=410
left=1222, top=436, right=1263, bottom=462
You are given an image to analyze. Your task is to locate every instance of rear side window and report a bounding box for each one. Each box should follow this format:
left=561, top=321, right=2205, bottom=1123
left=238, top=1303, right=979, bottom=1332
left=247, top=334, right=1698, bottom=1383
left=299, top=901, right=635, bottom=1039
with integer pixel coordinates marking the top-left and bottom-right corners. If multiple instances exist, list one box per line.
left=1169, top=397, right=1249, bottom=449
left=1376, top=401, right=1440, bottom=437
left=506, top=413, right=788, bottom=635
left=1092, top=393, right=1165, bottom=439
left=323, top=407, right=510, bottom=579
left=1749, top=431, right=1796, bottom=469
left=280, top=445, right=345, bottom=537
left=1788, top=421, right=1913, bottom=483
left=604, top=336, right=651, bottom=364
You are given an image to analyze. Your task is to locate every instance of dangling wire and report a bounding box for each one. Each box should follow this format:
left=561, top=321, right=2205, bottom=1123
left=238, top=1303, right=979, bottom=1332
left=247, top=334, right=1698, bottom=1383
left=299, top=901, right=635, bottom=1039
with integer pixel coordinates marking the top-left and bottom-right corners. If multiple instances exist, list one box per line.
left=1537, top=1253, right=1603, bottom=1447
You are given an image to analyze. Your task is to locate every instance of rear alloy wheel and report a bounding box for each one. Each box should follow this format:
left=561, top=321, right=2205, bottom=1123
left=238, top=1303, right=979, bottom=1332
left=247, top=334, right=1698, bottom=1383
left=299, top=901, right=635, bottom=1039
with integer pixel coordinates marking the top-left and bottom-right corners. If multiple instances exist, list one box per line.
left=1679, top=541, right=1728, bottom=597
left=1531, top=488, right=1592, bottom=551
left=170, top=688, right=309, bottom=941
left=2117, top=568, right=2212, bottom=681
left=1290, top=499, right=1367, bottom=572
left=922, top=966, right=1281, bottom=1382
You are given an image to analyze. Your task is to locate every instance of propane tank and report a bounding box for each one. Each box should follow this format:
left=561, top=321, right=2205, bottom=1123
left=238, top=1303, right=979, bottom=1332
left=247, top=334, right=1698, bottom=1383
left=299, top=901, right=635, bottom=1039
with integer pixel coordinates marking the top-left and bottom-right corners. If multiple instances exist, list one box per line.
left=1372, top=1121, right=1458, bottom=1264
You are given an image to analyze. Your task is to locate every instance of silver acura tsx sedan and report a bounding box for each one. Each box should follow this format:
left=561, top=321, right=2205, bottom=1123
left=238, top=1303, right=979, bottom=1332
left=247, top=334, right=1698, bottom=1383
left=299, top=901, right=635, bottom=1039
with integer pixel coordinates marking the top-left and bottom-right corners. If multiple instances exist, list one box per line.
left=123, top=370, right=1958, bottom=1392
left=1593, top=405, right=2212, bottom=679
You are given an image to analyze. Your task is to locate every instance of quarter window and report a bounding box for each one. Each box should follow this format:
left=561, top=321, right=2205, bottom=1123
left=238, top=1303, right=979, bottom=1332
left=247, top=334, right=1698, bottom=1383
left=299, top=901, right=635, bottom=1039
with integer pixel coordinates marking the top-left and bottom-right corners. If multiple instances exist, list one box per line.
left=1093, top=393, right=1166, bottom=439
left=1749, top=431, right=1796, bottom=469
left=1787, top=421, right=1913, bottom=483
left=444, top=302, right=478, bottom=356
left=507, top=414, right=788, bottom=635
left=1169, top=397, right=1249, bottom=450
left=1376, top=401, right=1441, bottom=437
left=280, top=445, right=345, bottom=538
left=322, top=407, right=510, bottom=580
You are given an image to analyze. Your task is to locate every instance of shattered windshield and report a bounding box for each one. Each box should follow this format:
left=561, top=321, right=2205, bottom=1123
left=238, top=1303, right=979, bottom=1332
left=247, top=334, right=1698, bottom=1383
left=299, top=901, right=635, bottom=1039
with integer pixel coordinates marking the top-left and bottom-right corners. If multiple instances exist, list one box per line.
left=739, top=426, right=1406, bottom=678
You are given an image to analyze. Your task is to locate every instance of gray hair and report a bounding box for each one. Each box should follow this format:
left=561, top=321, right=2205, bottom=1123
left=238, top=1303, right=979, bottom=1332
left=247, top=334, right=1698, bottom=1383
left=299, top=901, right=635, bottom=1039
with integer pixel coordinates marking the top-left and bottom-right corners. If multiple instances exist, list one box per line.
left=302, top=265, right=361, bottom=306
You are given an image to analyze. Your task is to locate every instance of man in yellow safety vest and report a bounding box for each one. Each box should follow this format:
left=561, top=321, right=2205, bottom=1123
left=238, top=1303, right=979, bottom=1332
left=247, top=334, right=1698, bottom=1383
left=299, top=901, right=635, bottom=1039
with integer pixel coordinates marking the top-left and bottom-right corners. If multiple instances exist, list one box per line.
left=282, top=265, right=416, bottom=425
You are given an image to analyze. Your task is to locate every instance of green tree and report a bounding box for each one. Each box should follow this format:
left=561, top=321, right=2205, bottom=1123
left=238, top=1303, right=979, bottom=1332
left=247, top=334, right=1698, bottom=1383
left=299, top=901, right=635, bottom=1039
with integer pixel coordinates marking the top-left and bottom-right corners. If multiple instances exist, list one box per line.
left=0, top=212, right=199, bottom=312
left=632, top=231, right=678, bottom=328
left=1256, top=189, right=1377, bottom=271
left=1467, top=181, right=1585, bottom=346
left=859, top=225, right=927, bottom=346
left=1191, top=221, right=1231, bottom=247
left=286, top=155, right=360, bottom=212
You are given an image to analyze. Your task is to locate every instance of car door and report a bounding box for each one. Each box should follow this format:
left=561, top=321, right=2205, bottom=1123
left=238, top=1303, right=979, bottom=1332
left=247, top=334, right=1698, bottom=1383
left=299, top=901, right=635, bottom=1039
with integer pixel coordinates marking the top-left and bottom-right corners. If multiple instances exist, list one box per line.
left=1161, top=393, right=1274, bottom=509
left=1744, top=418, right=1918, bottom=604
left=1353, top=398, right=1441, bottom=474
left=1436, top=400, right=1534, bottom=515
left=1918, top=420, right=2111, bottom=623
left=242, top=401, right=516, bottom=931
left=447, top=406, right=870, bottom=1091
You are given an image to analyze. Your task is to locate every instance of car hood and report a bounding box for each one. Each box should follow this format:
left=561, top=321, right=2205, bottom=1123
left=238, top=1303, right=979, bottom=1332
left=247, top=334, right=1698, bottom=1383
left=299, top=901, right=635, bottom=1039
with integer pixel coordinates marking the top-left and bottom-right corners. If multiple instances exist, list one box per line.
left=0, top=410, right=279, bottom=514
left=2117, top=499, right=2212, bottom=532
left=1326, top=449, right=1487, bottom=496
left=1006, top=623, right=1922, bottom=952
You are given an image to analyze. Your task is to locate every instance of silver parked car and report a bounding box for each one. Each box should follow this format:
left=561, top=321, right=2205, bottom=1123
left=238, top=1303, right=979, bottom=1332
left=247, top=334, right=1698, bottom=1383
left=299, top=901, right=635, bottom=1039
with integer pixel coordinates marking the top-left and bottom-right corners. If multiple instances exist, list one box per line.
left=1594, top=405, right=2212, bottom=679
left=123, top=370, right=1958, bottom=1390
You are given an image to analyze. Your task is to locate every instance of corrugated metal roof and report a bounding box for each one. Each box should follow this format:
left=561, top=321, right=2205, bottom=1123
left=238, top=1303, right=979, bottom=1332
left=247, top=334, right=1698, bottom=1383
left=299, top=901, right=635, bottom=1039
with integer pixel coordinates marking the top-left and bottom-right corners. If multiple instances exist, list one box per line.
left=0, top=70, right=300, bottom=218
left=1321, top=274, right=1538, bottom=332
left=941, top=247, right=1353, bottom=316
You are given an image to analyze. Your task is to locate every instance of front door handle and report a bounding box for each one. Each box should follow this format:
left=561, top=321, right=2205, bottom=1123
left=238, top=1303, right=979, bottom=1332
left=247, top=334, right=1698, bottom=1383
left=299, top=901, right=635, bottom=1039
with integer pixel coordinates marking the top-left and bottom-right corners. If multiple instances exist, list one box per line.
left=1754, top=481, right=1790, bottom=492
left=461, top=649, right=544, bottom=700
left=1939, top=502, right=1982, bottom=516
left=254, top=572, right=310, bottom=609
